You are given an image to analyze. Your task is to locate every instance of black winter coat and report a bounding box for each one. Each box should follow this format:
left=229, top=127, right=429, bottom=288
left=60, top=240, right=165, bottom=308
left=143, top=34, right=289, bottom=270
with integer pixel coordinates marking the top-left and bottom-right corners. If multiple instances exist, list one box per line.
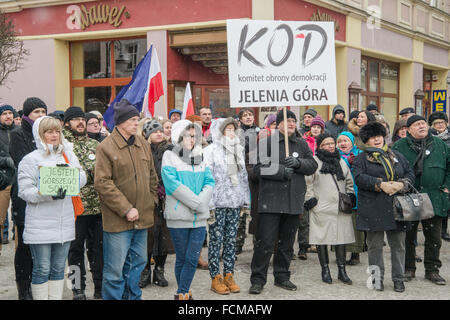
left=254, top=130, right=318, bottom=215
left=9, top=119, right=36, bottom=226
left=0, top=123, right=16, bottom=186
left=353, top=148, right=415, bottom=232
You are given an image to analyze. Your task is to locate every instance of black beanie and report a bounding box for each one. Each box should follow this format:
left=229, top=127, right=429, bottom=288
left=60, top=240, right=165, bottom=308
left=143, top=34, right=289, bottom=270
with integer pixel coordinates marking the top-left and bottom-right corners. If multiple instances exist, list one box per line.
left=349, top=110, right=360, bottom=121
left=114, top=99, right=140, bottom=125
left=316, top=132, right=335, bottom=150
left=366, top=104, right=378, bottom=112
left=303, top=108, right=317, bottom=118
left=406, top=115, right=426, bottom=128
left=64, top=106, right=86, bottom=123
left=85, top=112, right=100, bottom=123
left=428, top=111, right=448, bottom=126
left=359, top=121, right=387, bottom=143
left=23, top=97, right=47, bottom=116
left=276, top=110, right=297, bottom=126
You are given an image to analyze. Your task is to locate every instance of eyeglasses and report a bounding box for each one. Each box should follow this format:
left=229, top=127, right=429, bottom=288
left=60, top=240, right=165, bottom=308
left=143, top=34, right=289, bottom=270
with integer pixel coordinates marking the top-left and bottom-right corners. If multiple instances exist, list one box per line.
left=87, top=122, right=100, bottom=126
left=321, top=142, right=336, bottom=147
left=433, top=120, right=446, bottom=126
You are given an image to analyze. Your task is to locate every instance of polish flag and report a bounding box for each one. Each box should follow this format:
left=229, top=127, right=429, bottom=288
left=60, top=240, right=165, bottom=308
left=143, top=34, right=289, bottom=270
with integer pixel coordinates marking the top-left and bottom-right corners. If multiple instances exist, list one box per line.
left=143, top=45, right=164, bottom=118
left=181, top=82, right=194, bottom=119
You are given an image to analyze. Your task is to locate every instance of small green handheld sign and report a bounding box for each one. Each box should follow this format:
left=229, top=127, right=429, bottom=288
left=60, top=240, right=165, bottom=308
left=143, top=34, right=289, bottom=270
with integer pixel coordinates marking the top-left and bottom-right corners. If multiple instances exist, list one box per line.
left=39, top=166, right=80, bottom=196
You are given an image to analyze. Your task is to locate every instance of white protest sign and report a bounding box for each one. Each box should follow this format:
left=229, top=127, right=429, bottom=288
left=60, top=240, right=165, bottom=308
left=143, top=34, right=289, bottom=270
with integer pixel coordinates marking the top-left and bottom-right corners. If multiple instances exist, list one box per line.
left=227, top=19, right=337, bottom=107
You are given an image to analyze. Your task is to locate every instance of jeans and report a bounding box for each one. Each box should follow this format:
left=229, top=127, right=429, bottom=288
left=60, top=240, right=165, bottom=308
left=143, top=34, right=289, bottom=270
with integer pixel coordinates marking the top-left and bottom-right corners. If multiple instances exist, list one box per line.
left=208, top=208, right=240, bottom=277
left=29, top=242, right=71, bottom=285
left=102, top=229, right=148, bottom=300
left=68, top=214, right=103, bottom=291
left=250, top=213, right=300, bottom=285
left=2, top=211, right=8, bottom=239
left=169, top=227, right=206, bottom=294
left=366, top=230, right=405, bottom=282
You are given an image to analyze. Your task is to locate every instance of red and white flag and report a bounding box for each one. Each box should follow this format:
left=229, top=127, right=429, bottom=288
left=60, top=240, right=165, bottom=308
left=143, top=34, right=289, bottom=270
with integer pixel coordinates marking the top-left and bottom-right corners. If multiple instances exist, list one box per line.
left=143, top=45, right=164, bottom=118
left=181, top=82, right=194, bottom=119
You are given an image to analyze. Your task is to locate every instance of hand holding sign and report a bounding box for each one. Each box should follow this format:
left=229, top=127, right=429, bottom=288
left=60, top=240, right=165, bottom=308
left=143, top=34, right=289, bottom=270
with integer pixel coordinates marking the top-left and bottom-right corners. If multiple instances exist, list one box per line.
left=52, top=187, right=67, bottom=200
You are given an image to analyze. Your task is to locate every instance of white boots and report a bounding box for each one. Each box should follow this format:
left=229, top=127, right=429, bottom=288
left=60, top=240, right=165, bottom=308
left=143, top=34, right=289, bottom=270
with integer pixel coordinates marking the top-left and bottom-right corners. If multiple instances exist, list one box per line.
left=31, top=280, right=65, bottom=300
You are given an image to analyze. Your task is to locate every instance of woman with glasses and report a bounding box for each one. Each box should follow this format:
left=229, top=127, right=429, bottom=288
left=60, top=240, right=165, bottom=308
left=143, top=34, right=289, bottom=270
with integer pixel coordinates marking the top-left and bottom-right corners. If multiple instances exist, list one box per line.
left=86, top=113, right=106, bottom=142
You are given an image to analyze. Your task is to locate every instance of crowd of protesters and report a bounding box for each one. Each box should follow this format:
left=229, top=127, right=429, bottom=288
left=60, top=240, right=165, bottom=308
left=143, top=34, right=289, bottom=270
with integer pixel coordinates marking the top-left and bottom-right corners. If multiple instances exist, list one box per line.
left=0, top=98, right=448, bottom=300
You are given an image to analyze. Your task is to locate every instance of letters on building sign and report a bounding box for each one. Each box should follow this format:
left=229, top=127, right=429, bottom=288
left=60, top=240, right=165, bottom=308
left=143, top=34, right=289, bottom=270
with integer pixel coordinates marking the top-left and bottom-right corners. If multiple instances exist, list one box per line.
left=66, top=4, right=130, bottom=30
left=310, top=9, right=340, bottom=33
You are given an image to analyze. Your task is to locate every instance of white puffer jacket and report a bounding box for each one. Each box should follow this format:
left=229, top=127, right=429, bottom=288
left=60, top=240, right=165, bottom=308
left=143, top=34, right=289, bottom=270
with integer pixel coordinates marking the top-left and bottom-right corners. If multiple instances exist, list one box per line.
left=18, top=116, right=87, bottom=244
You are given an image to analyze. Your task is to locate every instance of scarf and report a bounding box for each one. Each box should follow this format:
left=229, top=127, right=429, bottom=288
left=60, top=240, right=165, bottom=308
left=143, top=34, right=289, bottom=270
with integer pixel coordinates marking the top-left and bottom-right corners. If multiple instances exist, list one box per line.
left=316, top=148, right=345, bottom=181
left=406, top=131, right=433, bottom=177
left=222, top=136, right=244, bottom=186
left=177, top=145, right=203, bottom=165
left=364, top=144, right=395, bottom=181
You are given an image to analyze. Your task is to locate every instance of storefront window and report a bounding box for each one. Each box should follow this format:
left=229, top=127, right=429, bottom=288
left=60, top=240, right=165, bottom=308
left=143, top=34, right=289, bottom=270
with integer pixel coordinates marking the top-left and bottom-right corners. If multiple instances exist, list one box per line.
left=361, top=60, right=367, bottom=91
left=380, top=63, right=398, bottom=94
left=369, top=61, right=379, bottom=92
left=72, top=87, right=111, bottom=114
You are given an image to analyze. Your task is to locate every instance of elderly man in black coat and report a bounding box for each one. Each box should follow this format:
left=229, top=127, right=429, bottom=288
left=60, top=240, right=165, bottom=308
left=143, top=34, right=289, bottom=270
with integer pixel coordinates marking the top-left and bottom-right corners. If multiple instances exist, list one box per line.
left=249, top=110, right=318, bottom=294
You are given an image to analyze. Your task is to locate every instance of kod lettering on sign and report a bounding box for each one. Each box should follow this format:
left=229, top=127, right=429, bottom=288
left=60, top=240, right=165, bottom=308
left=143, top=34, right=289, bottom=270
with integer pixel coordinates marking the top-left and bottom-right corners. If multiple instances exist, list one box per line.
left=227, top=19, right=337, bottom=108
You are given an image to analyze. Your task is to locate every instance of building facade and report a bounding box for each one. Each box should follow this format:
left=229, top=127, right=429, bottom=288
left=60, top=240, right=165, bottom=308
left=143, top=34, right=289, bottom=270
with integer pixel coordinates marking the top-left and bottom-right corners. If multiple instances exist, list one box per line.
left=0, top=0, right=448, bottom=128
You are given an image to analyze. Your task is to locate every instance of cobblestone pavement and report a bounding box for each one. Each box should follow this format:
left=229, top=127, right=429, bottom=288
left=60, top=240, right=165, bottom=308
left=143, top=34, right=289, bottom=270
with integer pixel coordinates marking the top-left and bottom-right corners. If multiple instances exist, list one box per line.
left=0, top=217, right=449, bottom=300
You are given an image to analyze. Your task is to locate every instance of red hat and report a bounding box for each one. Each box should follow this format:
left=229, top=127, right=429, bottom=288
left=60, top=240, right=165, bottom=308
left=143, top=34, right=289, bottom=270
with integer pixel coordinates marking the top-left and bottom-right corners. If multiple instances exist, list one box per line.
left=311, top=116, right=325, bottom=130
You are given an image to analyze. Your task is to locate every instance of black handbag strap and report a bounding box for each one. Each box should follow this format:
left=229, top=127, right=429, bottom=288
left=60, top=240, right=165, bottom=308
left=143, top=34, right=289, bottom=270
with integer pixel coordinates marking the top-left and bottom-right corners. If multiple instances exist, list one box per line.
left=331, top=174, right=343, bottom=193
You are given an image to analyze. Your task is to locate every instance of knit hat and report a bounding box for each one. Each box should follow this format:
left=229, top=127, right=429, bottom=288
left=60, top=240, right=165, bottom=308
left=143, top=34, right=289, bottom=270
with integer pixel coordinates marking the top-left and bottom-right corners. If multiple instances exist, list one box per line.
left=359, top=121, right=387, bottom=143
left=406, top=115, right=426, bottom=128
left=113, top=99, right=140, bottom=125
left=0, top=104, right=15, bottom=116
left=23, top=97, right=47, bottom=116
left=303, top=108, right=317, bottom=118
left=366, top=104, right=378, bottom=112
left=310, top=116, right=325, bottom=130
left=276, top=110, right=297, bottom=125
left=64, top=106, right=86, bottom=123
left=48, top=111, right=65, bottom=122
left=316, top=132, right=335, bottom=150
left=399, top=107, right=415, bottom=115
left=337, top=131, right=355, bottom=145
left=265, top=114, right=277, bottom=127
left=13, top=109, right=19, bottom=118
left=142, top=119, right=163, bottom=139
left=169, top=109, right=182, bottom=119
left=428, top=111, right=448, bottom=126
left=85, top=112, right=100, bottom=123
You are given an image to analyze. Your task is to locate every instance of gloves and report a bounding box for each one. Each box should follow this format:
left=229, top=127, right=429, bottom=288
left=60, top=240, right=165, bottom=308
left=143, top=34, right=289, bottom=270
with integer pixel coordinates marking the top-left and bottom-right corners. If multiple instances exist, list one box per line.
left=347, top=193, right=357, bottom=208
left=56, top=163, right=69, bottom=167
left=285, top=156, right=301, bottom=169
left=304, top=197, right=318, bottom=211
left=284, top=167, right=294, bottom=180
left=5, top=157, right=14, bottom=169
left=52, top=187, right=66, bottom=200
left=380, top=181, right=404, bottom=196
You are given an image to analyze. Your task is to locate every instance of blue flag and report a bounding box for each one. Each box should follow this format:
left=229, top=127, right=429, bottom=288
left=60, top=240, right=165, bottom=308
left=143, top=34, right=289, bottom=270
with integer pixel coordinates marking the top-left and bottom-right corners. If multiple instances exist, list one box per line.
left=103, top=45, right=153, bottom=129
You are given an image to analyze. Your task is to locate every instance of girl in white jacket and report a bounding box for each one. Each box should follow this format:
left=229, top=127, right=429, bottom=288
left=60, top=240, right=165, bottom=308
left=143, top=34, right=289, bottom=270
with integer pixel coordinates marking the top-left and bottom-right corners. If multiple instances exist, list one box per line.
left=18, top=116, right=86, bottom=300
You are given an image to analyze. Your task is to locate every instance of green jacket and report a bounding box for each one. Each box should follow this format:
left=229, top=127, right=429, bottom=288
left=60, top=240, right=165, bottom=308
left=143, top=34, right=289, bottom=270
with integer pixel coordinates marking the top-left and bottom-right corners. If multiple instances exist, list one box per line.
left=392, top=132, right=450, bottom=217
left=63, top=128, right=101, bottom=216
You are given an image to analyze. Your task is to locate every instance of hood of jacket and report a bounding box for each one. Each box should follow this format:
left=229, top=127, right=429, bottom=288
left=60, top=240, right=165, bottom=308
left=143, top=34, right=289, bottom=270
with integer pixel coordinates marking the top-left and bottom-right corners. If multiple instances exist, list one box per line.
left=331, top=104, right=345, bottom=120
left=32, top=116, right=73, bottom=154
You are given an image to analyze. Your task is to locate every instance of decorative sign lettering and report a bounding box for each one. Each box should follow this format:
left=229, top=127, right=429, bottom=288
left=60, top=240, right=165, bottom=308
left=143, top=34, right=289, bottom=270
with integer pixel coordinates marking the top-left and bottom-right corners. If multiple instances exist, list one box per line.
left=39, top=166, right=80, bottom=196
left=66, top=4, right=130, bottom=30
left=432, top=90, right=447, bottom=113
left=227, top=19, right=337, bottom=107
left=310, top=9, right=340, bottom=33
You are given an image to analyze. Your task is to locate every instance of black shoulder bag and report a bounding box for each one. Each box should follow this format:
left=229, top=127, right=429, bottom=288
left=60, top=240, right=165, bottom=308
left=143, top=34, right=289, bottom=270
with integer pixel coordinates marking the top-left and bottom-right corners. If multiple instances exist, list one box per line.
left=331, top=174, right=353, bottom=214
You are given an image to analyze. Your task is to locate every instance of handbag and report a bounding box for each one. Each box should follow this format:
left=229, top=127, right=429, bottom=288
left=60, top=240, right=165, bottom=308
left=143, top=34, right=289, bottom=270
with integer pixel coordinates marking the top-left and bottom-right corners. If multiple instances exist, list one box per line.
left=62, top=152, right=85, bottom=219
left=393, top=182, right=434, bottom=222
left=331, top=174, right=353, bottom=214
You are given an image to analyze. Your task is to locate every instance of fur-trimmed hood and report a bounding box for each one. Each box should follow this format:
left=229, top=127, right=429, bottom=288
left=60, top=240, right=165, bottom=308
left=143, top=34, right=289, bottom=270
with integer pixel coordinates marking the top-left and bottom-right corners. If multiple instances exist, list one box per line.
left=347, top=118, right=360, bottom=137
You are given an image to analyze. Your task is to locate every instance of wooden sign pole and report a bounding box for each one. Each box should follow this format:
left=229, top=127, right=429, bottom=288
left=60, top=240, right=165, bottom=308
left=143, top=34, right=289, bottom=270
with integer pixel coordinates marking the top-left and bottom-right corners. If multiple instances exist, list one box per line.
left=283, top=106, right=289, bottom=156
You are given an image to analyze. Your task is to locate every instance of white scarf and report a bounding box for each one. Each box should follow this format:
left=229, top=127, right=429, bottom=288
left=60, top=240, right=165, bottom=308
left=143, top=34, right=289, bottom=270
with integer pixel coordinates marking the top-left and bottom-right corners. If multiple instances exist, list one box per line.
left=222, top=136, right=244, bottom=186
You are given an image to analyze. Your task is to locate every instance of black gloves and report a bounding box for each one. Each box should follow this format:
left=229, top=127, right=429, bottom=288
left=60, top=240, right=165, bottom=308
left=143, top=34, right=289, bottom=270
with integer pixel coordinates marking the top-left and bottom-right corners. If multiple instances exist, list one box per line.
left=52, top=187, right=66, bottom=200
left=284, top=167, right=294, bottom=180
left=285, top=156, right=301, bottom=169
left=304, top=197, right=318, bottom=211
left=56, top=163, right=69, bottom=167
left=347, top=193, right=357, bottom=208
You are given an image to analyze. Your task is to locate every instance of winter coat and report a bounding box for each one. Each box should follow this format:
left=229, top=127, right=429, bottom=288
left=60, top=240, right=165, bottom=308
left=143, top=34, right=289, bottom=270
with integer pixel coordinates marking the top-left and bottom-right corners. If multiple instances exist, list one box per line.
left=303, top=132, right=316, bottom=155
left=18, top=116, right=87, bottom=244
left=253, top=130, right=318, bottom=215
left=0, top=122, right=16, bottom=186
left=325, top=105, right=348, bottom=138
left=63, top=128, right=101, bottom=216
left=305, top=157, right=355, bottom=245
left=353, top=147, right=415, bottom=232
left=161, top=120, right=215, bottom=229
left=9, top=118, right=37, bottom=226
left=94, top=128, right=159, bottom=232
left=204, top=118, right=250, bottom=209
left=392, top=132, right=450, bottom=217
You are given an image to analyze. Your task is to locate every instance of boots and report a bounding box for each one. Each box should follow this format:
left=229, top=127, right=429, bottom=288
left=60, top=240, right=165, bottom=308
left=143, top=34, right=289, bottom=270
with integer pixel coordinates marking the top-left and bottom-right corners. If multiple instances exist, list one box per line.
left=317, top=245, right=332, bottom=284
left=174, top=293, right=190, bottom=300
left=335, top=245, right=352, bottom=285
left=93, top=281, right=102, bottom=299
left=153, top=266, right=168, bottom=287
left=48, top=279, right=65, bottom=300
left=139, top=267, right=151, bottom=288
left=72, top=289, right=86, bottom=300
left=31, top=282, right=49, bottom=300
left=442, top=218, right=450, bottom=242
left=346, top=252, right=360, bottom=266
left=223, top=273, right=240, bottom=293
left=211, top=274, right=230, bottom=295
left=16, top=280, right=33, bottom=300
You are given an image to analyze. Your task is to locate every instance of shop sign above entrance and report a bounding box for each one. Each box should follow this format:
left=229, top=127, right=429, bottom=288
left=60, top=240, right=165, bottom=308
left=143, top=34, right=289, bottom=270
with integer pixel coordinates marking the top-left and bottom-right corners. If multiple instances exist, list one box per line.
left=66, top=3, right=130, bottom=30
left=227, top=19, right=337, bottom=107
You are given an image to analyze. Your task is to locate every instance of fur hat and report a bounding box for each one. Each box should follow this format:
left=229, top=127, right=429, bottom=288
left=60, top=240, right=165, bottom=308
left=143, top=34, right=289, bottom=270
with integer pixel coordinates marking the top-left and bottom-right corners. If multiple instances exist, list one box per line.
left=219, top=117, right=239, bottom=134
left=142, top=119, right=163, bottom=139
left=428, top=111, right=448, bottom=126
left=359, top=121, right=387, bottom=143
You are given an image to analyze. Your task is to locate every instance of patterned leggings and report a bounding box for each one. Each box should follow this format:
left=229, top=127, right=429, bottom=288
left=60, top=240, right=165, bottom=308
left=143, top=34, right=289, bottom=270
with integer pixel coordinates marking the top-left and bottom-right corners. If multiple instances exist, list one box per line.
left=208, top=208, right=240, bottom=278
